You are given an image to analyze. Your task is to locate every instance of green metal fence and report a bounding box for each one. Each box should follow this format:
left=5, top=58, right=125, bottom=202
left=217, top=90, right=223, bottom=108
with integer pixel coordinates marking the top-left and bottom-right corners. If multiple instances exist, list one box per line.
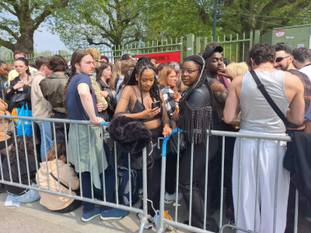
left=3, top=31, right=260, bottom=64
left=189, top=30, right=260, bottom=62
left=101, top=37, right=184, bottom=62
left=102, top=30, right=258, bottom=63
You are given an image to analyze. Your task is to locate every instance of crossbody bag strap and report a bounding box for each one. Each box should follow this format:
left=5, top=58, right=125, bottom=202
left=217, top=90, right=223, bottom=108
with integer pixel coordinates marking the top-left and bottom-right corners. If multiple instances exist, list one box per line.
left=49, top=172, right=70, bottom=190
left=250, top=70, right=295, bottom=127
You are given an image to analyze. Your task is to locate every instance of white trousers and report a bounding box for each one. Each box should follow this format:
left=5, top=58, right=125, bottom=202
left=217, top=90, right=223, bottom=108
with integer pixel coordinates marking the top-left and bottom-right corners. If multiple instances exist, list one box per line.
left=232, top=132, right=290, bottom=233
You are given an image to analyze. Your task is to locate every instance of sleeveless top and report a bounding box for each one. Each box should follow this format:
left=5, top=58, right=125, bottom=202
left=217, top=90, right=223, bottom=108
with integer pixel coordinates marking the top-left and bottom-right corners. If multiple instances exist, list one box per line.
left=240, top=70, right=289, bottom=133
left=130, top=86, right=162, bottom=122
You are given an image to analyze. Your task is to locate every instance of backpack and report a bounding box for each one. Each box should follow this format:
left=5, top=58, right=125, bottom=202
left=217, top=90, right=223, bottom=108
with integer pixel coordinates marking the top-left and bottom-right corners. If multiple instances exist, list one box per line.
left=118, top=166, right=139, bottom=206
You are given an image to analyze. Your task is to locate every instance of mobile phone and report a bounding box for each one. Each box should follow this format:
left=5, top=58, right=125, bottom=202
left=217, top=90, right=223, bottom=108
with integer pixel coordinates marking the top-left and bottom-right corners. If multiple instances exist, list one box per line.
left=151, top=101, right=161, bottom=109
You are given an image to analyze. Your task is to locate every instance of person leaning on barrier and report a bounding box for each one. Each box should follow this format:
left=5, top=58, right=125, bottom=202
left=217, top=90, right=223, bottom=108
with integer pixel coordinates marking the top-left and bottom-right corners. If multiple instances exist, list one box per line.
left=224, top=43, right=305, bottom=233
left=114, top=57, right=172, bottom=226
left=36, top=143, right=81, bottom=213
left=177, top=55, right=220, bottom=232
left=65, top=49, right=128, bottom=222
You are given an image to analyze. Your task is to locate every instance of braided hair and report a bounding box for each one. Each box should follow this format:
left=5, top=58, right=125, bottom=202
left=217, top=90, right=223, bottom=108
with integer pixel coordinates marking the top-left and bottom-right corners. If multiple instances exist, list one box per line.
left=179, top=55, right=207, bottom=104
left=125, top=57, right=161, bottom=103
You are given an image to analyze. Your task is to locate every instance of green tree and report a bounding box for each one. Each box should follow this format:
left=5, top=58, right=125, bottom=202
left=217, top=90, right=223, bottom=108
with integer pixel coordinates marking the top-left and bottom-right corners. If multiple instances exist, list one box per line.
left=0, top=0, right=70, bottom=54
left=53, top=0, right=144, bottom=49
left=142, top=0, right=214, bottom=39
left=220, top=0, right=311, bottom=34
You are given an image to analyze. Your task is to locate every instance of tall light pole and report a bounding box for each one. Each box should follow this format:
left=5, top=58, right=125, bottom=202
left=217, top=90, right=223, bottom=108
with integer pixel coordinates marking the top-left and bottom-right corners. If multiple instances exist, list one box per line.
left=212, top=0, right=217, bottom=41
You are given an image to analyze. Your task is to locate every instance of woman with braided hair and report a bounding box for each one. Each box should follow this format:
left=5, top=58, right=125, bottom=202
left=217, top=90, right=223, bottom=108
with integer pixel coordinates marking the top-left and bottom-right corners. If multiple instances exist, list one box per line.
left=114, top=57, right=171, bottom=226
left=178, top=55, right=220, bottom=232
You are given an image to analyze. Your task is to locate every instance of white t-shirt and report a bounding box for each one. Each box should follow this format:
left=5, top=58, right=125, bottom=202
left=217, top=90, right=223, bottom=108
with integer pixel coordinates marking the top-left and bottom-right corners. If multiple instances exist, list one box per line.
left=299, top=65, right=311, bottom=82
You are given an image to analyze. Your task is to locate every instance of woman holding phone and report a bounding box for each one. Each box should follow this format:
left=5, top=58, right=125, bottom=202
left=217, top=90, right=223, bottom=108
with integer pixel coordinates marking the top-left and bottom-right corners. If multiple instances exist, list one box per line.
left=115, top=57, right=171, bottom=136
left=114, top=57, right=171, bottom=227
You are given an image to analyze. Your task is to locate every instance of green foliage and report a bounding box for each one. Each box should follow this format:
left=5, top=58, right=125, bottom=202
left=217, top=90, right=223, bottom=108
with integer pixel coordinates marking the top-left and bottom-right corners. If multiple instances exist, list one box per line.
left=0, top=0, right=69, bottom=54
left=141, top=0, right=214, bottom=39
left=220, top=0, right=311, bottom=34
left=53, top=0, right=145, bottom=49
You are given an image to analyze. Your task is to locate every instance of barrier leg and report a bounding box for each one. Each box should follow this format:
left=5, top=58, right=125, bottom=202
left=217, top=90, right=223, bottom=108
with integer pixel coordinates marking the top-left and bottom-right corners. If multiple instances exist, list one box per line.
left=157, top=155, right=167, bottom=233
left=139, top=147, right=148, bottom=233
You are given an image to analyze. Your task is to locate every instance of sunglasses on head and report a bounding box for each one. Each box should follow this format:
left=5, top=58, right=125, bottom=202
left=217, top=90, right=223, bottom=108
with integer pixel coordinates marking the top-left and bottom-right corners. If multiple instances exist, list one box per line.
left=275, top=56, right=290, bottom=63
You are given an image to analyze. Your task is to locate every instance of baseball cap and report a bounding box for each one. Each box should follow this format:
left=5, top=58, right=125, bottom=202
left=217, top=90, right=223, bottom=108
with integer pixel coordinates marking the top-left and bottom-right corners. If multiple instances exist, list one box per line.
left=202, top=45, right=224, bottom=60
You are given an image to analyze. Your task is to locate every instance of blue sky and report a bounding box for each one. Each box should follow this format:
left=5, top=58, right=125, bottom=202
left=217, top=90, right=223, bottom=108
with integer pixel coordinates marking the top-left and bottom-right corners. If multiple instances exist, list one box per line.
left=34, top=25, right=68, bottom=52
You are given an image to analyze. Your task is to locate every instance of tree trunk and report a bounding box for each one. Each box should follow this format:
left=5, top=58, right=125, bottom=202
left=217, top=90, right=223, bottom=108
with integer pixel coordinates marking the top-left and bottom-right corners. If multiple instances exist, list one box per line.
left=14, top=22, right=34, bottom=55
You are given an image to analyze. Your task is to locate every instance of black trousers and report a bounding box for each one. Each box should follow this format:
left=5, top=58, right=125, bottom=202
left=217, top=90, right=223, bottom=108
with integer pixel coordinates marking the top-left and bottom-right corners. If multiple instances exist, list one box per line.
left=179, top=137, right=220, bottom=232
left=146, top=158, right=162, bottom=216
left=165, top=152, right=177, bottom=195
left=53, top=199, right=81, bottom=213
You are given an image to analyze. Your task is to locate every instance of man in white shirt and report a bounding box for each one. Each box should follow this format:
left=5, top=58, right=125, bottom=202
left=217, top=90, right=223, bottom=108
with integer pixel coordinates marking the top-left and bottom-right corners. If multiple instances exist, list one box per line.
left=292, top=47, right=311, bottom=80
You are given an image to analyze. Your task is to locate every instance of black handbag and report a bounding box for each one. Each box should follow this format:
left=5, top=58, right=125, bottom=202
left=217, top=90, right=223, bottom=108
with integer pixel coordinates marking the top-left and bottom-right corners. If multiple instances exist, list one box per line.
left=10, top=92, right=29, bottom=104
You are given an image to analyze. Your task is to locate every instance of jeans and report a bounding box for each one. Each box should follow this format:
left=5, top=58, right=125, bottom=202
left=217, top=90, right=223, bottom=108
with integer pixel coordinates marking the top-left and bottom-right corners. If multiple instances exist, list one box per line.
left=81, top=167, right=115, bottom=212
left=38, top=121, right=53, bottom=161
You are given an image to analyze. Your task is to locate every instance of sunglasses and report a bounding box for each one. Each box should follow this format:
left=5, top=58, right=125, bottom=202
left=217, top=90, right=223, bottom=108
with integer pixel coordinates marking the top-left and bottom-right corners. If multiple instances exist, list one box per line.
left=275, top=56, right=290, bottom=63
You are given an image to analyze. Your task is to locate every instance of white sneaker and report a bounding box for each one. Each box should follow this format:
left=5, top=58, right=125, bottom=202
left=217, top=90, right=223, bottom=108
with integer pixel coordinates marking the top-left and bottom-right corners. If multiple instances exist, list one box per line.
left=137, top=213, right=154, bottom=230
left=164, top=192, right=182, bottom=204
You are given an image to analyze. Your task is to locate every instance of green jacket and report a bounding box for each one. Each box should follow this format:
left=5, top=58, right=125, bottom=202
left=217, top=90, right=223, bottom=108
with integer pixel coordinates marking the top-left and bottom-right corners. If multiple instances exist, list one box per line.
left=40, top=72, right=68, bottom=114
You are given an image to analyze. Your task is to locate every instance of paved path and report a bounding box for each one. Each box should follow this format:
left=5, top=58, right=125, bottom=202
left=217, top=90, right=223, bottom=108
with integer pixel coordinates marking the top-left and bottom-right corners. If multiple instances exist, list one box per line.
left=0, top=192, right=310, bottom=233
left=0, top=193, right=149, bottom=233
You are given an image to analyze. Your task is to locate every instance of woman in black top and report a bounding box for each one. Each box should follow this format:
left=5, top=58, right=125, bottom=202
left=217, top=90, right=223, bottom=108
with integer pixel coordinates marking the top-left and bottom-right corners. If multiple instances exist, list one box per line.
left=114, top=57, right=171, bottom=219
left=6, top=58, right=32, bottom=111
left=96, top=63, right=117, bottom=121
left=178, top=55, right=220, bottom=232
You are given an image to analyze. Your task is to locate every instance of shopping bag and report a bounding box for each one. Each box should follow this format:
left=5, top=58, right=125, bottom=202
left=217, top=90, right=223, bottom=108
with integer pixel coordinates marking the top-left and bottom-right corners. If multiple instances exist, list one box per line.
left=16, top=104, right=32, bottom=136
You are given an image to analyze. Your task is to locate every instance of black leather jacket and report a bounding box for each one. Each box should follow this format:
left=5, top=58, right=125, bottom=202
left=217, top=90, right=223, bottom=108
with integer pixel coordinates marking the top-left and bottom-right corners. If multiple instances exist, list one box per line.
left=178, top=83, right=219, bottom=144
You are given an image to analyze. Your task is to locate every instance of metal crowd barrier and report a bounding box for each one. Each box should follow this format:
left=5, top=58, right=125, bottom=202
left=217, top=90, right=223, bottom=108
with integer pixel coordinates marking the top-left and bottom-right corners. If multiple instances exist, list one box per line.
left=0, top=115, right=149, bottom=233
left=158, top=129, right=299, bottom=233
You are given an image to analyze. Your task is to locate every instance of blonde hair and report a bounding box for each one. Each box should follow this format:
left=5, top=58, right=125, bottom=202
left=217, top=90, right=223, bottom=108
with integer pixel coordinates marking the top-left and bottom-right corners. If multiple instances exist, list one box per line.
left=85, top=48, right=101, bottom=61
left=157, top=65, right=176, bottom=88
left=225, top=62, right=249, bottom=79
left=110, top=60, right=122, bottom=89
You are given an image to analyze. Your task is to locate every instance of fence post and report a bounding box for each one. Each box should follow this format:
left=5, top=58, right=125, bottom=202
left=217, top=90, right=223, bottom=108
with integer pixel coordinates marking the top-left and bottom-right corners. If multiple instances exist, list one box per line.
left=254, top=30, right=261, bottom=44
left=249, top=31, right=254, bottom=49
left=195, top=36, right=202, bottom=55
left=185, top=34, right=195, bottom=57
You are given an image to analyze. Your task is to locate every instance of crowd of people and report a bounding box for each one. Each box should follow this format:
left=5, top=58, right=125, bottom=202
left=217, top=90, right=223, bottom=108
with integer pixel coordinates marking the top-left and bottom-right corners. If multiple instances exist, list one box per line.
left=0, top=43, right=310, bottom=233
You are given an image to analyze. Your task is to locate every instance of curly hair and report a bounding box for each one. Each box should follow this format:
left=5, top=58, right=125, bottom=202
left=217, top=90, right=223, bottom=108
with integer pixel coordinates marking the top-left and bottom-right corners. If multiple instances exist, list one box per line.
left=249, top=44, right=275, bottom=66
